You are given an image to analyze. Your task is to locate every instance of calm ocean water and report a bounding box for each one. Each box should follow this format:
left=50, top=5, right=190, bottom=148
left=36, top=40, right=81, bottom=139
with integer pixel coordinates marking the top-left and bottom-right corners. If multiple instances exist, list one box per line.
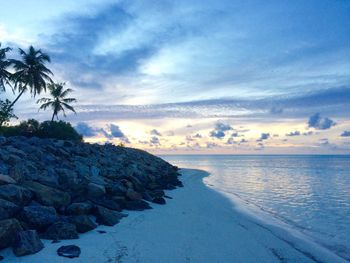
left=161, top=155, right=350, bottom=260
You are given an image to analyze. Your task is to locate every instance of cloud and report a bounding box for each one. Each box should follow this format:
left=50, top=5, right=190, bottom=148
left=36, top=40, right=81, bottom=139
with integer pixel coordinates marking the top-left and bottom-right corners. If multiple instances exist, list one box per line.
left=150, top=129, right=162, bottom=136
left=257, top=133, right=270, bottom=141
left=210, top=122, right=233, bottom=139
left=286, top=131, right=301, bottom=136
left=75, top=122, right=100, bottom=137
left=341, top=131, right=350, bottom=137
left=206, top=142, right=218, bottom=149
left=108, top=124, right=126, bottom=138
left=193, top=133, right=202, bottom=138
left=226, top=138, right=236, bottom=145
left=303, top=131, right=313, bottom=136
left=150, top=136, right=160, bottom=145
left=308, top=113, right=336, bottom=130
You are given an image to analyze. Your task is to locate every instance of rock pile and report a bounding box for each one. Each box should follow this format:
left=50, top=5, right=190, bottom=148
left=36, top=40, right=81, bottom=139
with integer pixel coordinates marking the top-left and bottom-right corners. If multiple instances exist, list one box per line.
left=0, top=136, right=181, bottom=257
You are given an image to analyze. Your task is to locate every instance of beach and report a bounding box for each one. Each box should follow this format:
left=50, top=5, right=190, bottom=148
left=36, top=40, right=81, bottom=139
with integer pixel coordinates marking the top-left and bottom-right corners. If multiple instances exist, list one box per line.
left=1, top=168, right=347, bottom=263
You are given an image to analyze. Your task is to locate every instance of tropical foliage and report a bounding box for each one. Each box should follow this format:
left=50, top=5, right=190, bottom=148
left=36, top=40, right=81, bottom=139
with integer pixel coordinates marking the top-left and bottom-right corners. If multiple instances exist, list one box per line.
left=0, top=42, right=81, bottom=141
left=0, top=119, right=82, bottom=141
left=37, top=83, right=76, bottom=121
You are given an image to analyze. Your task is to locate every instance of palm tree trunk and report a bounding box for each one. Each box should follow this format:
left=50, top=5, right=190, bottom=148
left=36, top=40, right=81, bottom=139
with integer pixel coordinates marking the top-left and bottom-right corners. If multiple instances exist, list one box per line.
left=51, top=112, right=55, bottom=122
left=8, top=88, right=25, bottom=110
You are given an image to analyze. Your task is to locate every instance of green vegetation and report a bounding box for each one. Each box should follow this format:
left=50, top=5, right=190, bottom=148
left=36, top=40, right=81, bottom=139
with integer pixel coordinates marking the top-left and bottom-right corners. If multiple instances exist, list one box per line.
left=0, top=119, right=82, bottom=141
left=0, top=42, right=79, bottom=141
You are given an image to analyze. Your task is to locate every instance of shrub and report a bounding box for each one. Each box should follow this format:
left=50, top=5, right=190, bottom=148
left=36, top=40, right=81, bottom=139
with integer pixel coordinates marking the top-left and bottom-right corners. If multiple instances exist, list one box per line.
left=0, top=119, right=82, bottom=141
left=0, top=99, right=17, bottom=126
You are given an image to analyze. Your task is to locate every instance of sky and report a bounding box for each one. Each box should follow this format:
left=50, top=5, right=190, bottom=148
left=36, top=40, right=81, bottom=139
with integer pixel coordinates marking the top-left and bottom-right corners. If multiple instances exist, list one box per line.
left=1, top=0, right=350, bottom=154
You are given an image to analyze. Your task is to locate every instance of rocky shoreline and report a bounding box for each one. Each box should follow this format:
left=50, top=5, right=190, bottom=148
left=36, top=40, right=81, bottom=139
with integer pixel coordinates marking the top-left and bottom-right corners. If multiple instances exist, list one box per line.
left=0, top=136, right=181, bottom=258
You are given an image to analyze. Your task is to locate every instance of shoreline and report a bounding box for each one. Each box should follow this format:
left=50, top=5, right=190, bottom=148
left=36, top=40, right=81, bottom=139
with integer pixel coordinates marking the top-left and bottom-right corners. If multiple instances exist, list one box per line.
left=1, top=168, right=347, bottom=262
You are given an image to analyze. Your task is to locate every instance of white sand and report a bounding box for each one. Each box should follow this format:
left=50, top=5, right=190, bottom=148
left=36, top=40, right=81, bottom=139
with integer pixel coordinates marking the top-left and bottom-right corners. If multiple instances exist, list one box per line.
left=1, top=169, right=347, bottom=263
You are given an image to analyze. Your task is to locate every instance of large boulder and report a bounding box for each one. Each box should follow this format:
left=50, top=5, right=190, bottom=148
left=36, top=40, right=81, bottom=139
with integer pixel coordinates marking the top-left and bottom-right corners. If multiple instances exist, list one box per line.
left=0, top=174, right=16, bottom=185
left=87, top=183, right=106, bottom=198
left=19, top=206, right=58, bottom=230
left=126, top=189, right=143, bottom=201
left=0, top=218, right=23, bottom=249
left=66, top=202, right=93, bottom=216
left=0, top=185, right=32, bottom=206
left=89, top=196, right=121, bottom=211
left=94, top=206, right=127, bottom=226
left=23, top=181, right=71, bottom=208
left=68, top=215, right=97, bottom=233
left=0, top=199, right=20, bottom=220
left=125, top=200, right=152, bottom=211
left=12, top=230, right=44, bottom=257
left=43, top=221, right=78, bottom=240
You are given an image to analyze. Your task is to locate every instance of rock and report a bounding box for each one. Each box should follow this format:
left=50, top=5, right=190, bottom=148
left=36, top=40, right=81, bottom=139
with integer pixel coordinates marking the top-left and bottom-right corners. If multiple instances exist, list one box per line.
left=57, top=245, right=81, bottom=258
left=152, top=197, right=166, bottom=205
left=94, top=206, right=127, bottom=226
left=56, top=168, right=88, bottom=193
left=12, top=230, right=44, bottom=257
left=0, top=219, right=23, bottom=249
left=106, top=181, right=127, bottom=196
left=0, top=185, right=32, bottom=206
left=87, top=183, right=106, bottom=198
left=19, top=206, right=58, bottom=230
left=0, top=174, right=16, bottom=185
left=125, top=200, right=152, bottom=211
left=68, top=215, right=97, bottom=233
left=43, top=221, right=78, bottom=240
left=89, top=196, right=121, bottom=211
left=126, top=188, right=143, bottom=201
left=66, top=202, right=93, bottom=215
left=0, top=199, right=20, bottom=220
left=23, top=181, right=71, bottom=208
left=97, top=230, right=106, bottom=234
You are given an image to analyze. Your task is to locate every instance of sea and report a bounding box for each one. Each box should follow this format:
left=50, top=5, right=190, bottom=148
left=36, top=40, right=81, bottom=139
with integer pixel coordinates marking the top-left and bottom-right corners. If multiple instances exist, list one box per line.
left=161, top=155, right=350, bottom=261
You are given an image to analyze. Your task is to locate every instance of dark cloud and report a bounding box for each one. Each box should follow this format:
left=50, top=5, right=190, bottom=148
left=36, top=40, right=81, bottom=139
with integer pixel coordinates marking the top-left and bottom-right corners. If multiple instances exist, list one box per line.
left=150, top=136, right=160, bottom=145
left=210, top=122, right=233, bottom=139
left=150, top=129, right=162, bottom=136
left=303, top=131, right=313, bottom=136
left=341, top=131, right=350, bottom=137
left=257, top=133, right=270, bottom=142
left=308, top=113, right=336, bottom=130
left=109, top=124, right=126, bottom=138
left=231, top=132, right=239, bottom=137
left=226, top=138, right=236, bottom=145
left=193, top=133, right=202, bottom=138
left=286, top=131, right=301, bottom=137
left=75, top=122, right=100, bottom=137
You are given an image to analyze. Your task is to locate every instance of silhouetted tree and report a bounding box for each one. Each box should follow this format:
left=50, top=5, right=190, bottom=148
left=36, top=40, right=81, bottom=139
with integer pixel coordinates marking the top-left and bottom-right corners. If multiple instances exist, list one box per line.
left=8, top=46, right=53, bottom=109
left=37, top=83, right=77, bottom=121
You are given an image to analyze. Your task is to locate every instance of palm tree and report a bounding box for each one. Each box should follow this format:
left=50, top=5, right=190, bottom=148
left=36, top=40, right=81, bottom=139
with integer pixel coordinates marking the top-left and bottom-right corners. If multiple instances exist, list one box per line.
left=0, top=43, right=12, bottom=92
left=9, top=46, right=53, bottom=109
left=37, top=83, right=77, bottom=121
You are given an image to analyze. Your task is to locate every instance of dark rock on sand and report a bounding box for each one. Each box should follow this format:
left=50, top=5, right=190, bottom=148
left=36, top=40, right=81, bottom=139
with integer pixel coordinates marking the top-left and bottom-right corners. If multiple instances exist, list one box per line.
left=12, top=230, right=44, bottom=256
left=0, top=199, right=20, bottom=220
left=57, top=245, right=81, bottom=258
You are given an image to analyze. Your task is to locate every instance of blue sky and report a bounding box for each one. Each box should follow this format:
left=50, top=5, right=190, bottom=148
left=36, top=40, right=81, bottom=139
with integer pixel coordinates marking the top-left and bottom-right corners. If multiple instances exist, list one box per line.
left=1, top=0, right=350, bottom=153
